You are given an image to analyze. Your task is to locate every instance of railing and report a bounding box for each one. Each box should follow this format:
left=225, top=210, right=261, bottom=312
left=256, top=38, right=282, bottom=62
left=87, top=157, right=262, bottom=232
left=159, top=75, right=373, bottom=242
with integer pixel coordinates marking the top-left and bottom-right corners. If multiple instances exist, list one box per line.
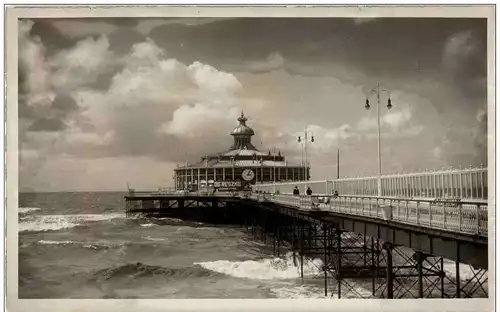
left=248, top=193, right=488, bottom=237
left=126, top=190, right=242, bottom=198
left=252, top=167, right=488, bottom=201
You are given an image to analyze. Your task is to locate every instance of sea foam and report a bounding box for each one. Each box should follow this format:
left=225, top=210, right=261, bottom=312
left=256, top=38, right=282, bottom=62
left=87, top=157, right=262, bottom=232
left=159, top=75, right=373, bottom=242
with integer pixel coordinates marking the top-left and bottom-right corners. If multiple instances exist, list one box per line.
left=194, top=252, right=323, bottom=280
left=37, top=239, right=117, bottom=249
left=18, top=207, right=41, bottom=214
left=142, top=236, right=166, bottom=241
left=441, top=258, right=487, bottom=281
left=140, top=223, right=158, bottom=228
left=19, top=213, right=124, bottom=232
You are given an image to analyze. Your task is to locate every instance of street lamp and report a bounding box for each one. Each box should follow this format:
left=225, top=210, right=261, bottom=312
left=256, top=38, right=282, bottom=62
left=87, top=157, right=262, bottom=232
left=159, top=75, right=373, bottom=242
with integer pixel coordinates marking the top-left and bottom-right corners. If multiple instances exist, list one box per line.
left=365, top=82, right=393, bottom=197
left=298, top=126, right=315, bottom=193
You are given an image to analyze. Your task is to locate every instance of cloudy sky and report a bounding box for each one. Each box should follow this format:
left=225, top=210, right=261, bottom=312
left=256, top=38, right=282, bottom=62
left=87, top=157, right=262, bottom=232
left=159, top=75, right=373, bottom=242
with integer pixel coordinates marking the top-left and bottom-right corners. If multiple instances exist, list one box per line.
left=18, top=17, right=487, bottom=192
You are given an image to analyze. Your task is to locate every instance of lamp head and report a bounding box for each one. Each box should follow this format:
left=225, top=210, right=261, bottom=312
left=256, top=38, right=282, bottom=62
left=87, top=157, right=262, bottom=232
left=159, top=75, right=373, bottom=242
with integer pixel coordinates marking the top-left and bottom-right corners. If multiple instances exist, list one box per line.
left=387, top=98, right=392, bottom=110
left=365, top=99, right=370, bottom=110
left=297, top=136, right=301, bottom=143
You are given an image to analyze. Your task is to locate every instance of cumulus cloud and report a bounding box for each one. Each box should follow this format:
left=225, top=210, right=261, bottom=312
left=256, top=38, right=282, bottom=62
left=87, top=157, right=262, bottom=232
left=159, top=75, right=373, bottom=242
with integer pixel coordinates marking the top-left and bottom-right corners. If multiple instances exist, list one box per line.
left=162, top=103, right=240, bottom=138
left=21, top=35, right=249, bottom=165
left=107, top=43, right=194, bottom=107
left=356, top=104, right=413, bottom=133
left=19, top=20, right=115, bottom=135
left=19, top=20, right=50, bottom=96
left=50, top=35, right=114, bottom=91
left=187, top=61, right=242, bottom=94
left=382, top=105, right=412, bottom=131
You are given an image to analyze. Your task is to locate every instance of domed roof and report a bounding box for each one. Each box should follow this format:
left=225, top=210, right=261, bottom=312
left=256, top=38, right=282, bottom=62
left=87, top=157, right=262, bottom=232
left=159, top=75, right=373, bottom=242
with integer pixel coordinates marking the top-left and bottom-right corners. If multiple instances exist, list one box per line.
left=231, top=111, right=255, bottom=136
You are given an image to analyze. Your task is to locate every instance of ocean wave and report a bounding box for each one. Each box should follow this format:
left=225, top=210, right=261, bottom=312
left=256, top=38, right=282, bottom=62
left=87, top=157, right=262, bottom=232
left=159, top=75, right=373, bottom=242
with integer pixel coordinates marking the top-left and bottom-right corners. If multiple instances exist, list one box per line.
left=140, top=223, right=158, bottom=228
left=19, top=207, right=41, bottom=214
left=194, top=252, right=323, bottom=280
left=141, top=236, right=166, bottom=241
left=155, top=217, right=182, bottom=222
left=37, top=239, right=118, bottom=250
left=19, top=213, right=125, bottom=233
left=93, top=262, right=221, bottom=281
left=441, top=258, right=487, bottom=281
left=154, top=217, right=204, bottom=225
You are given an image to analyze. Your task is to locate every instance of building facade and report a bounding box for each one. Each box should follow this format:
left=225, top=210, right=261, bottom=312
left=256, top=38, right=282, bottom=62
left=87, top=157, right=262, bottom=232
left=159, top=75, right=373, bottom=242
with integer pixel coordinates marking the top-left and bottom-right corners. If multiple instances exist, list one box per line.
left=174, top=112, right=309, bottom=191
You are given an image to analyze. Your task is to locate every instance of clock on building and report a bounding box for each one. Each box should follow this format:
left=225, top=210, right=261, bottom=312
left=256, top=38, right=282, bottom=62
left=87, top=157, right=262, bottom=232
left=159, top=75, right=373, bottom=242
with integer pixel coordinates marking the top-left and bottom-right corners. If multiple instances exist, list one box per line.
left=241, top=169, right=255, bottom=181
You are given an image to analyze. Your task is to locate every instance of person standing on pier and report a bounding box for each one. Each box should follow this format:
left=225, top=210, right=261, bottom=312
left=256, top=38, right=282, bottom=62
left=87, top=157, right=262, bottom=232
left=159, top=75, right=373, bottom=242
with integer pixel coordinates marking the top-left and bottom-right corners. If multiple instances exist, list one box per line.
left=306, top=187, right=312, bottom=196
left=293, top=186, right=300, bottom=196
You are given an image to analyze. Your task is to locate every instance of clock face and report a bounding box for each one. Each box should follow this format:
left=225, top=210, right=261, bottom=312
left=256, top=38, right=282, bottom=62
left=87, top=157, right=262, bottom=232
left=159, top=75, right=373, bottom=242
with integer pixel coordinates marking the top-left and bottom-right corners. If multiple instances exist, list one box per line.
left=241, top=169, right=255, bottom=181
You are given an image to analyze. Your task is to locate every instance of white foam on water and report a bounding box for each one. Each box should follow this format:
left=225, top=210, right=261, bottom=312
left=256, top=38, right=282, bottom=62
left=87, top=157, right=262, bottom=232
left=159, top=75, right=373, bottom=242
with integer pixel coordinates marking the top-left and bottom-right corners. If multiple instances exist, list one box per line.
left=156, top=217, right=183, bottom=222
left=38, top=240, right=76, bottom=245
left=441, top=259, right=487, bottom=281
left=271, top=285, right=327, bottom=299
left=19, top=213, right=125, bottom=233
left=37, top=239, right=117, bottom=249
left=140, top=223, right=158, bottom=228
left=195, top=252, right=323, bottom=280
left=18, top=207, right=41, bottom=214
left=142, top=236, right=166, bottom=241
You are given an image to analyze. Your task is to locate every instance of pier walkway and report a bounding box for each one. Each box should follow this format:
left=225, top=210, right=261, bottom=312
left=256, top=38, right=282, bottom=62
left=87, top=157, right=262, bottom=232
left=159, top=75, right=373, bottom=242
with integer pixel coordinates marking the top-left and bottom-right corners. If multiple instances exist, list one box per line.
left=249, top=193, right=488, bottom=237
left=124, top=167, right=490, bottom=299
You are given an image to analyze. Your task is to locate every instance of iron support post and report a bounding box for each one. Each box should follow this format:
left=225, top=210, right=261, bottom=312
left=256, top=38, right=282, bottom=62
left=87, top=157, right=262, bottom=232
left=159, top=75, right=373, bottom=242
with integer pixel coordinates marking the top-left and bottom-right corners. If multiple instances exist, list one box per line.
left=384, top=242, right=394, bottom=299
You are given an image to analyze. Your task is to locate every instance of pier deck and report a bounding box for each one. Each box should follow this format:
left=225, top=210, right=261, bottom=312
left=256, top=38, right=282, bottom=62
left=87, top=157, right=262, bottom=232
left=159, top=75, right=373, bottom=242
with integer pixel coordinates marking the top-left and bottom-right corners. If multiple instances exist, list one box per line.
left=124, top=192, right=488, bottom=299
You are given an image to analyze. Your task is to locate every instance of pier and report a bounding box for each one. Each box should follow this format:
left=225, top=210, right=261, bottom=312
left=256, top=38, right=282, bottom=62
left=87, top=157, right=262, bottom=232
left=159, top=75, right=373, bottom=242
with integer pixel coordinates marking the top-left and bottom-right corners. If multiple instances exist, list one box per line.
left=125, top=167, right=489, bottom=299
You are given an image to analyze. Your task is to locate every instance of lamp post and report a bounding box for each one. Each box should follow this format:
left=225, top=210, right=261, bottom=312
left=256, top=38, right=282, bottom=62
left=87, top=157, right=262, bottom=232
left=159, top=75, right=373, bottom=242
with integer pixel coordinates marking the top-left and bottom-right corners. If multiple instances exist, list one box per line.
left=365, top=82, right=393, bottom=197
left=298, top=126, right=315, bottom=193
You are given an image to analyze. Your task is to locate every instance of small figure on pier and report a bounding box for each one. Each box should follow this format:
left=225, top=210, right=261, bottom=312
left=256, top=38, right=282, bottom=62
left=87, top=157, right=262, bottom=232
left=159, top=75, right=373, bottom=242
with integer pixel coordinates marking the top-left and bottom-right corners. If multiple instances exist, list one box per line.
left=306, top=187, right=312, bottom=196
left=333, top=190, right=339, bottom=198
left=293, top=186, right=300, bottom=196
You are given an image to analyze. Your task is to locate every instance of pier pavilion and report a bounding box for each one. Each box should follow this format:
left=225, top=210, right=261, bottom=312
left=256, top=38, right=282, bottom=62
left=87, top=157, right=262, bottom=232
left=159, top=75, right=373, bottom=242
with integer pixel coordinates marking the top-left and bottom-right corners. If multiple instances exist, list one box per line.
left=174, top=112, right=308, bottom=191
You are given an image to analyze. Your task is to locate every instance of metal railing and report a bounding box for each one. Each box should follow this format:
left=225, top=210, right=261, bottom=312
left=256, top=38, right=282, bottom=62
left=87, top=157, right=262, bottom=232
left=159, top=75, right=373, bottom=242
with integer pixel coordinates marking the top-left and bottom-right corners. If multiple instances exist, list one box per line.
left=252, top=167, right=488, bottom=201
left=248, top=193, right=488, bottom=237
left=126, top=189, right=241, bottom=198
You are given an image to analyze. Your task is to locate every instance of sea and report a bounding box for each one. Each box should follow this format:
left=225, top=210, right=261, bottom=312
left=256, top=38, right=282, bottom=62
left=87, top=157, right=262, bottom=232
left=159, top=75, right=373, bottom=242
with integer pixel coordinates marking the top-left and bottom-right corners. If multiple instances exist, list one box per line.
left=18, top=192, right=486, bottom=299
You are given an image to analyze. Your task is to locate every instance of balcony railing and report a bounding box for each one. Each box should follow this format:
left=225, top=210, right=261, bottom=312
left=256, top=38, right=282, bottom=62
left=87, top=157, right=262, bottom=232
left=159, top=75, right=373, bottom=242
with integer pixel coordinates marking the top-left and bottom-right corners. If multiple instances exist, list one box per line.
left=248, top=193, right=488, bottom=237
left=252, top=167, right=488, bottom=201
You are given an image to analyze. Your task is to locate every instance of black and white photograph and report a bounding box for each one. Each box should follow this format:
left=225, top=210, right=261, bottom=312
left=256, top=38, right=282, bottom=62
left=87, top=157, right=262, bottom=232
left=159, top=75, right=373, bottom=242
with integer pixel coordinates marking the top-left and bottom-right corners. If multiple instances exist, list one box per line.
left=7, top=4, right=495, bottom=309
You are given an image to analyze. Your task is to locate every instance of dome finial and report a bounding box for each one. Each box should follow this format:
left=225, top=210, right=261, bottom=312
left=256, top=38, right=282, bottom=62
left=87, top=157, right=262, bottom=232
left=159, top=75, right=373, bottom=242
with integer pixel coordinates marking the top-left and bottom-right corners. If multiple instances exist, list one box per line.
left=237, top=110, right=247, bottom=123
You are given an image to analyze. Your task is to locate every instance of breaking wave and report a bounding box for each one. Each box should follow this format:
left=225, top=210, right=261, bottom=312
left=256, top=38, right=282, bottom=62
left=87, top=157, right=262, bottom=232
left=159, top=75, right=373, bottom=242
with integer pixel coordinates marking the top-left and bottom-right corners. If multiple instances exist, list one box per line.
left=141, top=236, right=166, bottom=242
left=140, top=223, right=158, bottom=228
left=93, top=262, right=222, bottom=281
left=19, top=213, right=125, bottom=233
left=37, top=239, right=117, bottom=250
left=194, top=252, right=323, bottom=280
left=19, top=207, right=41, bottom=214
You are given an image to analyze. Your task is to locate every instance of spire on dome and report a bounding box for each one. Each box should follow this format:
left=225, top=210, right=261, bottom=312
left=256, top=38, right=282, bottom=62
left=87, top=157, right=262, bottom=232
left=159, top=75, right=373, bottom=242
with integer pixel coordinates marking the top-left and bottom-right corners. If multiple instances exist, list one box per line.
left=237, top=110, right=248, bottom=123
